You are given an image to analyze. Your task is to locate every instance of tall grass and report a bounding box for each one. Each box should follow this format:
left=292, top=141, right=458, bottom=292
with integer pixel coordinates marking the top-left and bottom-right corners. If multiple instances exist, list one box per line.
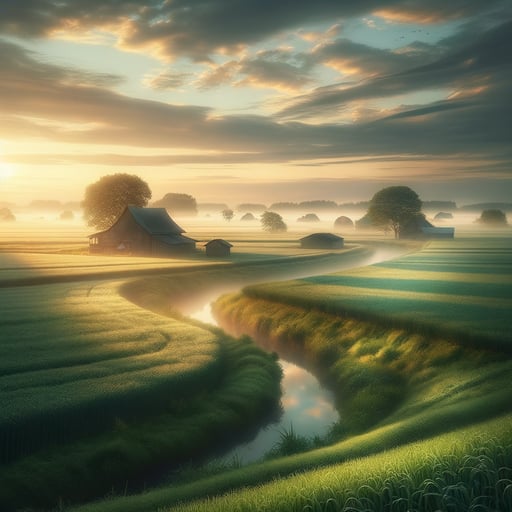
left=166, top=415, right=512, bottom=512
left=0, top=333, right=282, bottom=511
left=0, top=281, right=223, bottom=464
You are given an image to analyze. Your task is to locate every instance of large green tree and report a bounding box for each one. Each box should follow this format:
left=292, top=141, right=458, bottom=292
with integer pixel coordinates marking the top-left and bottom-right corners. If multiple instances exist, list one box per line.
left=367, top=186, right=422, bottom=239
left=261, top=211, right=287, bottom=233
left=82, top=173, right=152, bottom=230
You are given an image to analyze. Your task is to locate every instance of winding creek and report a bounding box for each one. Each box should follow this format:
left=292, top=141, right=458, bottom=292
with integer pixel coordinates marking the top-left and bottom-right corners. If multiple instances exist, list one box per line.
left=183, top=243, right=414, bottom=465
left=191, top=304, right=338, bottom=464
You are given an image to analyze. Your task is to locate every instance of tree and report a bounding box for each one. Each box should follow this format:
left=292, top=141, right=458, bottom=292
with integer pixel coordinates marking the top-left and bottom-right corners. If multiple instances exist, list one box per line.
left=477, top=209, right=508, bottom=225
left=82, top=173, right=151, bottom=230
left=0, top=207, right=15, bottom=221
left=222, top=208, right=234, bottom=222
left=261, top=211, right=287, bottom=232
left=152, top=193, right=197, bottom=215
left=367, top=186, right=422, bottom=239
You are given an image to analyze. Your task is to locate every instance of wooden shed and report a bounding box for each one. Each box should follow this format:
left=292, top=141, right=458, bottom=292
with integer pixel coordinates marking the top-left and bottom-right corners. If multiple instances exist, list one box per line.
left=205, top=239, right=233, bottom=257
left=88, top=206, right=196, bottom=256
left=300, top=233, right=344, bottom=249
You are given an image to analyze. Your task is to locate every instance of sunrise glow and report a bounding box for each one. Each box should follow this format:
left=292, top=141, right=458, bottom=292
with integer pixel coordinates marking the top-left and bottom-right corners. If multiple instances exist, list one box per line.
left=0, top=2, right=510, bottom=207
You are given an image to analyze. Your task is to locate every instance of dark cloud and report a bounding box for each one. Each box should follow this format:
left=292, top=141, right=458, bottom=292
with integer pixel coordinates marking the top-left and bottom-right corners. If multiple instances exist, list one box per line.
left=195, top=49, right=314, bottom=91
left=312, top=38, right=436, bottom=78
left=278, top=20, right=512, bottom=119
left=0, top=1, right=509, bottom=61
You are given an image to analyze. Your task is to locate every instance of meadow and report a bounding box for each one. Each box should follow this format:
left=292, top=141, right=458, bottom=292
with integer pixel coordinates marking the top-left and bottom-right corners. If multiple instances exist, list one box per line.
left=1, top=216, right=511, bottom=511
left=70, top=234, right=512, bottom=512
left=0, top=253, right=287, bottom=509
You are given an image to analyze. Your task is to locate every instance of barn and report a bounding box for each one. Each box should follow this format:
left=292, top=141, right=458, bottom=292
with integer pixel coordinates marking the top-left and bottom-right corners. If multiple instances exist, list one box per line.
left=300, top=233, right=344, bottom=249
left=400, top=214, right=455, bottom=239
left=88, top=206, right=196, bottom=256
left=205, top=239, right=233, bottom=257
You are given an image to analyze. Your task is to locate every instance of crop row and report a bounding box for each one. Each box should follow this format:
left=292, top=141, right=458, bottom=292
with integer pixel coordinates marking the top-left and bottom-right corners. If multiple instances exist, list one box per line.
left=0, top=281, right=221, bottom=464
left=240, top=238, right=512, bottom=349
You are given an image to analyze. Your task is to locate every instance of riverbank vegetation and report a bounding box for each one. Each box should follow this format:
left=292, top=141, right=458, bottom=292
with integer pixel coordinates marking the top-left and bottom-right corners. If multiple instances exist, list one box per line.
left=71, top=236, right=512, bottom=512
left=2, top=235, right=511, bottom=511
left=0, top=280, right=282, bottom=510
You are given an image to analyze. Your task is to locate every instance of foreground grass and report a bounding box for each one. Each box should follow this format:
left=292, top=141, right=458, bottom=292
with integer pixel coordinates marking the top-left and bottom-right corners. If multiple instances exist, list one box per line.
left=70, top=237, right=512, bottom=512
left=0, top=279, right=282, bottom=510
left=167, top=415, right=512, bottom=512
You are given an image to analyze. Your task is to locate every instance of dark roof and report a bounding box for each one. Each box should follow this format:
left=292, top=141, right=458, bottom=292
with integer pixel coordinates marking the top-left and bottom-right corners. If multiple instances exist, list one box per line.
left=88, top=206, right=185, bottom=238
left=128, top=206, right=185, bottom=234
left=300, top=233, right=344, bottom=242
left=205, top=238, right=233, bottom=247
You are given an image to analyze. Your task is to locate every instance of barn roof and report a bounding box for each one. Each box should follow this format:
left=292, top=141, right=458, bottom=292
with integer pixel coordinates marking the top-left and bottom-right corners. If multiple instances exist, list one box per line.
left=88, top=206, right=186, bottom=238
left=128, top=206, right=185, bottom=234
left=300, top=233, right=344, bottom=242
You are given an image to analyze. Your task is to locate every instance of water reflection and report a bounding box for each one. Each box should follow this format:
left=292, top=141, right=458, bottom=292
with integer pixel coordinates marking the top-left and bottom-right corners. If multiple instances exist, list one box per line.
left=190, top=304, right=338, bottom=465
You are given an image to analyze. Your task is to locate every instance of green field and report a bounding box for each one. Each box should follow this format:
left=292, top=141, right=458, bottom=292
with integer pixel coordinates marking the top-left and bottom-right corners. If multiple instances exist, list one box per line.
left=239, top=238, right=512, bottom=348
left=0, top=253, right=288, bottom=509
left=2, top=234, right=511, bottom=511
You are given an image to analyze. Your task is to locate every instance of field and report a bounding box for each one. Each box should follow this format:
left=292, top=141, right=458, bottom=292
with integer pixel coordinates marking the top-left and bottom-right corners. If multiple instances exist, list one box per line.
left=1, top=219, right=512, bottom=511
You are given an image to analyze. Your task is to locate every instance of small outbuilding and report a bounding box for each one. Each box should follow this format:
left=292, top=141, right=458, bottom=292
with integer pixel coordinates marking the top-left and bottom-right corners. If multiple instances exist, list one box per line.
left=205, top=239, right=233, bottom=257
left=300, top=233, right=344, bottom=249
left=400, top=214, right=455, bottom=239
left=88, top=206, right=196, bottom=256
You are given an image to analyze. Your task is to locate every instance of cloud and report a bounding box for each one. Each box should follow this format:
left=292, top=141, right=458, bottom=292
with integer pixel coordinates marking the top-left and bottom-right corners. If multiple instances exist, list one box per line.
left=143, top=70, right=192, bottom=90
left=277, top=20, right=512, bottom=119
left=1, top=21, right=511, bottom=181
left=1, top=1, right=508, bottom=62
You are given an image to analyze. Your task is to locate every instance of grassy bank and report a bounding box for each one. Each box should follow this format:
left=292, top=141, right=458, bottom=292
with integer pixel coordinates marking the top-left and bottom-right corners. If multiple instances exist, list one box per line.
left=0, top=279, right=282, bottom=510
left=238, top=238, right=512, bottom=351
left=69, top=236, right=512, bottom=512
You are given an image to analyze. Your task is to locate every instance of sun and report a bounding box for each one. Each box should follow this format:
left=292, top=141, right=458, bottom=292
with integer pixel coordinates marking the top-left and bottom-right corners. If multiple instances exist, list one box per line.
left=0, top=162, right=15, bottom=180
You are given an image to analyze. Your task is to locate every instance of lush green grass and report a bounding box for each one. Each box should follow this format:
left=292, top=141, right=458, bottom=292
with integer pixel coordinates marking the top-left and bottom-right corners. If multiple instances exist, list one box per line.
left=0, top=333, right=282, bottom=511
left=0, top=281, right=221, bottom=464
left=239, top=238, right=512, bottom=349
left=0, top=276, right=283, bottom=510
left=166, top=415, right=512, bottom=512
left=68, top=236, right=512, bottom=512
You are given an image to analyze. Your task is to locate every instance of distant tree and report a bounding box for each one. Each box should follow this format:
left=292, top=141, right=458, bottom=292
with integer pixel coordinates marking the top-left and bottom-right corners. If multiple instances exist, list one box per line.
left=367, top=186, right=422, bottom=239
left=0, top=207, right=15, bottom=221
left=261, top=211, right=287, bottom=233
left=152, top=193, right=197, bottom=215
left=477, top=209, right=508, bottom=225
left=241, top=212, right=256, bottom=221
left=82, top=173, right=151, bottom=230
left=237, top=203, right=267, bottom=212
left=299, top=200, right=338, bottom=210
left=59, top=210, right=74, bottom=220
left=222, top=208, right=234, bottom=222
left=270, top=202, right=299, bottom=211
left=334, top=215, right=354, bottom=228
left=297, top=213, right=320, bottom=222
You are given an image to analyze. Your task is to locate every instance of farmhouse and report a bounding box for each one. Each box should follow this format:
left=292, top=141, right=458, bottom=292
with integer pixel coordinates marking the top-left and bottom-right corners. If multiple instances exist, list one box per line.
left=205, top=239, right=233, bottom=257
left=300, top=233, right=344, bottom=249
left=399, top=214, right=455, bottom=239
left=88, top=206, right=196, bottom=256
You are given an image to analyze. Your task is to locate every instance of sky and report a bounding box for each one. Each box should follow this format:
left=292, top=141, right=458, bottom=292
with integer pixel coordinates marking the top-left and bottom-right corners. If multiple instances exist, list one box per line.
left=0, top=0, right=511, bottom=207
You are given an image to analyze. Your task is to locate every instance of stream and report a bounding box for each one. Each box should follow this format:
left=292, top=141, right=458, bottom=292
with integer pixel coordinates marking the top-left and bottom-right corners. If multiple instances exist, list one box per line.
left=190, top=304, right=338, bottom=465
left=186, top=243, right=413, bottom=464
